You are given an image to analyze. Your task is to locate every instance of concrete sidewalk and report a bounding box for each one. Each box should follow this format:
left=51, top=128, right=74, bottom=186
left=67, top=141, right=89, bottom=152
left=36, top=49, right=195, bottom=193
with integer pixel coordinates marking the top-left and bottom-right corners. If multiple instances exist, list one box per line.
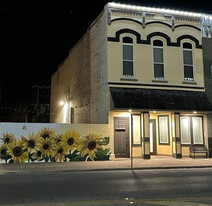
left=0, top=156, right=212, bottom=174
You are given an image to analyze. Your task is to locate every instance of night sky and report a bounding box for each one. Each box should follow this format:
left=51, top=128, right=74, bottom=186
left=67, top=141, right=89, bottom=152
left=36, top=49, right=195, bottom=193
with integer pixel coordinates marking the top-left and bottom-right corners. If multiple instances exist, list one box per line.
left=1, top=0, right=211, bottom=86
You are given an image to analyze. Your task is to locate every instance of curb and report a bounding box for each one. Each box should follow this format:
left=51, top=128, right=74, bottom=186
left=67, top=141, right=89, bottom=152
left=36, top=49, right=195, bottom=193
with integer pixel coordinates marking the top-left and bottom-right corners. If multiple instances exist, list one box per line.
left=1, top=165, right=212, bottom=174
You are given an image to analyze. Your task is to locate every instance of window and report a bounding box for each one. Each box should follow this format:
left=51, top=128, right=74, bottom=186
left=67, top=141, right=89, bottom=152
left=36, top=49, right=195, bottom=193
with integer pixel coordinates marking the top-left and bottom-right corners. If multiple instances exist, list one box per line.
left=180, top=116, right=204, bottom=145
left=123, top=37, right=134, bottom=77
left=158, top=116, right=169, bottom=144
left=183, top=42, right=194, bottom=81
left=153, top=40, right=164, bottom=79
left=132, top=114, right=141, bottom=145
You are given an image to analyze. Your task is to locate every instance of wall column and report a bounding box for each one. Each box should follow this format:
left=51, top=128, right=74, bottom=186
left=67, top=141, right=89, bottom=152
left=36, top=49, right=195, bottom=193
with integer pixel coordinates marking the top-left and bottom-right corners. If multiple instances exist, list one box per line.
left=142, top=112, right=150, bottom=159
left=172, top=112, right=182, bottom=158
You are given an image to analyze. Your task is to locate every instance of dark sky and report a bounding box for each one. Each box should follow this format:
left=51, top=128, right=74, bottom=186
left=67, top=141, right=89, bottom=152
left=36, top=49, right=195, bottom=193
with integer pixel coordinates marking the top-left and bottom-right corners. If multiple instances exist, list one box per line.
left=1, top=0, right=211, bottom=86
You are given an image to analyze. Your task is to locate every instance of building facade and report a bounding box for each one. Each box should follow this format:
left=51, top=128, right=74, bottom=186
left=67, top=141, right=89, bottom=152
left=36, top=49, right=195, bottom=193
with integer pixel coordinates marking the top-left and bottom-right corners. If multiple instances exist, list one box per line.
left=50, top=3, right=212, bottom=159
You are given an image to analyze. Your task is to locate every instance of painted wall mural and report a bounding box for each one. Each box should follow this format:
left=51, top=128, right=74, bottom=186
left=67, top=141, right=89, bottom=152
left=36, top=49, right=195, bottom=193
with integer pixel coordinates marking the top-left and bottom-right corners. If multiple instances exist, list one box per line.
left=0, top=127, right=110, bottom=163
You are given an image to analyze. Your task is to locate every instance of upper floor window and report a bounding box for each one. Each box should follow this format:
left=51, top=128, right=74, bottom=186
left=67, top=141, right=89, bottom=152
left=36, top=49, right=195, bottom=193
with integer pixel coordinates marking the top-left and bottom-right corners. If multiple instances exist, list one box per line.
left=153, top=40, right=164, bottom=79
left=183, top=42, right=194, bottom=81
left=122, top=37, right=134, bottom=77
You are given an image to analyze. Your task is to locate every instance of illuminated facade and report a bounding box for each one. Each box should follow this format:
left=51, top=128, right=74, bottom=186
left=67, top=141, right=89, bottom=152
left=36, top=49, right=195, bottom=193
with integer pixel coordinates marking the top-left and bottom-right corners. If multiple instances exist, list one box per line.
left=50, top=3, right=212, bottom=159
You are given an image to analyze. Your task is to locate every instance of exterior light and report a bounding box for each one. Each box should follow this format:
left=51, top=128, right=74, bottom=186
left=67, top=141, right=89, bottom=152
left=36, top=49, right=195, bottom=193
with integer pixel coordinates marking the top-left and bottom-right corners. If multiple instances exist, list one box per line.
left=129, top=109, right=132, bottom=112
left=193, top=111, right=197, bottom=114
left=153, top=111, right=156, bottom=113
left=59, top=101, right=65, bottom=106
left=108, top=2, right=210, bottom=19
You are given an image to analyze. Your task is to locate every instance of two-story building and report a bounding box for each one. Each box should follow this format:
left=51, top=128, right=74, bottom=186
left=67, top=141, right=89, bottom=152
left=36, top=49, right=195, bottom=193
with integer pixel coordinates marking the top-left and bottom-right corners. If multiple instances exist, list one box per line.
left=50, top=3, right=212, bottom=160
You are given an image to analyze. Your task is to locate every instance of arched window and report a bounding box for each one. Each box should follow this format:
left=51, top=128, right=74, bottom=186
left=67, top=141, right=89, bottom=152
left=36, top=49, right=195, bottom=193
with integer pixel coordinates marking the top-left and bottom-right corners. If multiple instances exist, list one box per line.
left=122, top=36, right=134, bottom=77
left=183, top=42, right=194, bottom=81
left=153, top=40, right=164, bottom=79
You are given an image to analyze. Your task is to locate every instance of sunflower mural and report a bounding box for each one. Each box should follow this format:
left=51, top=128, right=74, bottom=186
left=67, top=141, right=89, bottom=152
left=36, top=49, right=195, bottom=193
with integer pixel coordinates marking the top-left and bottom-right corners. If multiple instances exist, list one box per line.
left=0, top=127, right=110, bottom=164
left=54, top=143, right=69, bottom=162
left=61, top=130, right=80, bottom=151
left=39, top=138, right=55, bottom=161
left=7, top=139, right=28, bottom=163
left=37, top=127, right=55, bottom=140
left=1, top=132, right=15, bottom=145
left=78, top=134, right=110, bottom=161
left=0, top=144, right=10, bottom=163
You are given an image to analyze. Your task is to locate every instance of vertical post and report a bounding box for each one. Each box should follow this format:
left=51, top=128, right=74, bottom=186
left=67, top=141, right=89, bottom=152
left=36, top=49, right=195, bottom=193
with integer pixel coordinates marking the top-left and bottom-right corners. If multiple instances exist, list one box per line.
left=142, top=112, right=150, bottom=159
left=36, top=86, right=40, bottom=122
left=173, top=113, right=182, bottom=158
left=131, top=114, right=133, bottom=168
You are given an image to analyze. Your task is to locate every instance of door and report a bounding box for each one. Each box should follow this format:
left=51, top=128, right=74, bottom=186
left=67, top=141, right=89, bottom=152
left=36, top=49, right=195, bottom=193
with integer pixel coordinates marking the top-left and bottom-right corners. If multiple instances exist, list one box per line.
left=114, top=117, right=130, bottom=158
left=150, top=119, right=157, bottom=155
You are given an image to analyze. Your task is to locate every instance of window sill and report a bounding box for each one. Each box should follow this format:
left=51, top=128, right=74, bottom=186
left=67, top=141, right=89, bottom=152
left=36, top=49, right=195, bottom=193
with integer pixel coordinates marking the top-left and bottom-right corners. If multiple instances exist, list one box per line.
left=182, top=81, right=197, bottom=85
left=152, top=79, right=168, bottom=83
left=120, top=77, right=138, bottom=82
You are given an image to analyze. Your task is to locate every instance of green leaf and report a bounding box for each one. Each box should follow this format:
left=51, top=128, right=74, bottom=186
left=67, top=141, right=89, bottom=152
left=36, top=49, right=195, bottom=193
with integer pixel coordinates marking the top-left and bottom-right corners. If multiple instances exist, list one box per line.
left=44, top=157, right=49, bottom=162
left=94, top=148, right=111, bottom=161
left=50, top=156, right=56, bottom=162
left=9, top=159, right=14, bottom=163
left=98, top=136, right=110, bottom=146
left=66, top=150, right=86, bottom=161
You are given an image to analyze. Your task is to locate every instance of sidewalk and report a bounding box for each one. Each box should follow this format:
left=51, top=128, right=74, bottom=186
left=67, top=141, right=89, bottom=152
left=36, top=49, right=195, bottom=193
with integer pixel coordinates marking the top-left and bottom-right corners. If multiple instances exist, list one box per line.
left=0, top=156, right=212, bottom=174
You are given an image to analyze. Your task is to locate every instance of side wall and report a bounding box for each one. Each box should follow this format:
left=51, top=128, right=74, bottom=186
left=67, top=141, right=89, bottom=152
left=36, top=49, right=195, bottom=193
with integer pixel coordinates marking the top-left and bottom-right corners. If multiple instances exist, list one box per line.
left=50, top=9, right=108, bottom=124
left=202, top=38, right=212, bottom=155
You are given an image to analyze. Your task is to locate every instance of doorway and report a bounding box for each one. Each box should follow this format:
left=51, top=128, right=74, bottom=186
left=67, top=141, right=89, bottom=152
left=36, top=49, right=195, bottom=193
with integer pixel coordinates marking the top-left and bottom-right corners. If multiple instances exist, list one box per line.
left=114, top=117, right=130, bottom=157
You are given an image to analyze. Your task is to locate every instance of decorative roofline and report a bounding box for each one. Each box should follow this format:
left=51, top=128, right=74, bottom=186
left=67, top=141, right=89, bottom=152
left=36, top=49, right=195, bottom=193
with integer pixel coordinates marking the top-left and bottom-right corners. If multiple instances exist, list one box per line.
left=107, top=2, right=212, bottom=38
left=108, top=2, right=212, bottom=19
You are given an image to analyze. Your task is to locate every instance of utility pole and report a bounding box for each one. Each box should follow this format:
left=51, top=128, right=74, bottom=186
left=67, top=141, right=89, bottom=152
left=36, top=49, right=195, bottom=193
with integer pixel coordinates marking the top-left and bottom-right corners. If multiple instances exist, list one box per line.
left=32, top=85, right=50, bottom=122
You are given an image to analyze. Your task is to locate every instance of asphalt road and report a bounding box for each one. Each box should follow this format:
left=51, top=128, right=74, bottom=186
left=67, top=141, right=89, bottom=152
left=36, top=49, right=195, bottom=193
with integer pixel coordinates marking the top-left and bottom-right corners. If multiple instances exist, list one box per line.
left=0, top=168, right=212, bottom=205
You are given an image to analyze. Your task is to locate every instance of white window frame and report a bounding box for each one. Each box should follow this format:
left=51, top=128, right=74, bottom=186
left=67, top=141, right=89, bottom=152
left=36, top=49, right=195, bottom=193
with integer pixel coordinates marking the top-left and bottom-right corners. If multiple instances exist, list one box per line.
left=180, top=116, right=191, bottom=144
left=158, top=115, right=169, bottom=144
left=182, top=42, right=194, bottom=81
left=153, top=39, right=165, bottom=80
left=122, top=36, right=134, bottom=77
left=132, top=114, right=141, bottom=145
left=180, top=116, right=204, bottom=145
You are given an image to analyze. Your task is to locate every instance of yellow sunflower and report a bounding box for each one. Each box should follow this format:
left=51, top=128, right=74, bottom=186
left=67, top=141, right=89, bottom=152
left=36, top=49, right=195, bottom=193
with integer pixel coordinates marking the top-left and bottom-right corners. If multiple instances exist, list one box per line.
left=39, top=138, right=55, bottom=157
left=32, top=150, right=44, bottom=161
left=1, top=132, right=15, bottom=145
left=37, top=127, right=55, bottom=140
left=54, top=143, right=69, bottom=162
left=60, top=130, right=80, bottom=151
left=54, top=134, right=62, bottom=144
left=0, top=144, right=8, bottom=158
left=21, top=133, right=41, bottom=153
left=7, top=140, right=28, bottom=163
left=78, top=134, right=103, bottom=161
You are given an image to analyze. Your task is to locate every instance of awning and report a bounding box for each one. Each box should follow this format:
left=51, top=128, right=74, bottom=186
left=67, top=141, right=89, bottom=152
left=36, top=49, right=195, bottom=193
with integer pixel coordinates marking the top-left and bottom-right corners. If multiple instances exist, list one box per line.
left=110, top=87, right=212, bottom=111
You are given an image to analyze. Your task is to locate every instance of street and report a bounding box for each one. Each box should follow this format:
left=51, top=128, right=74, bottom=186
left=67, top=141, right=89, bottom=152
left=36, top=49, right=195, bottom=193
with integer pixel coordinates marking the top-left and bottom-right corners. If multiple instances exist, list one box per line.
left=0, top=168, right=212, bottom=205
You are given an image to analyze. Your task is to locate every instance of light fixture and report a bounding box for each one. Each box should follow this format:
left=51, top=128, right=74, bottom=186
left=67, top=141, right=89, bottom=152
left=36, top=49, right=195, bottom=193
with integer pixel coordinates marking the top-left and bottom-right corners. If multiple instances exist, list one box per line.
left=193, top=111, right=197, bottom=114
left=129, top=109, right=132, bottom=112
left=108, top=2, right=210, bottom=19
left=59, top=101, right=65, bottom=106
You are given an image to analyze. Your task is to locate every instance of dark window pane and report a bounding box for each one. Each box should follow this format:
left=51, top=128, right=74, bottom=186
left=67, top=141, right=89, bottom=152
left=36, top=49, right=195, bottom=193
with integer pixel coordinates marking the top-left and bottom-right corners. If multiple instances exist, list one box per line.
left=123, top=61, right=133, bottom=76
left=154, top=64, right=164, bottom=79
left=123, top=45, right=133, bottom=60
left=184, top=66, right=193, bottom=80
left=183, top=50, right=193, bottom=65
left=123, top=37, right=133, bottom=43
left=153, top=40, right=163, bottom=46
left=183, top=42, right=192, bottom=49
left=154, top=48, right=163, bottom=63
